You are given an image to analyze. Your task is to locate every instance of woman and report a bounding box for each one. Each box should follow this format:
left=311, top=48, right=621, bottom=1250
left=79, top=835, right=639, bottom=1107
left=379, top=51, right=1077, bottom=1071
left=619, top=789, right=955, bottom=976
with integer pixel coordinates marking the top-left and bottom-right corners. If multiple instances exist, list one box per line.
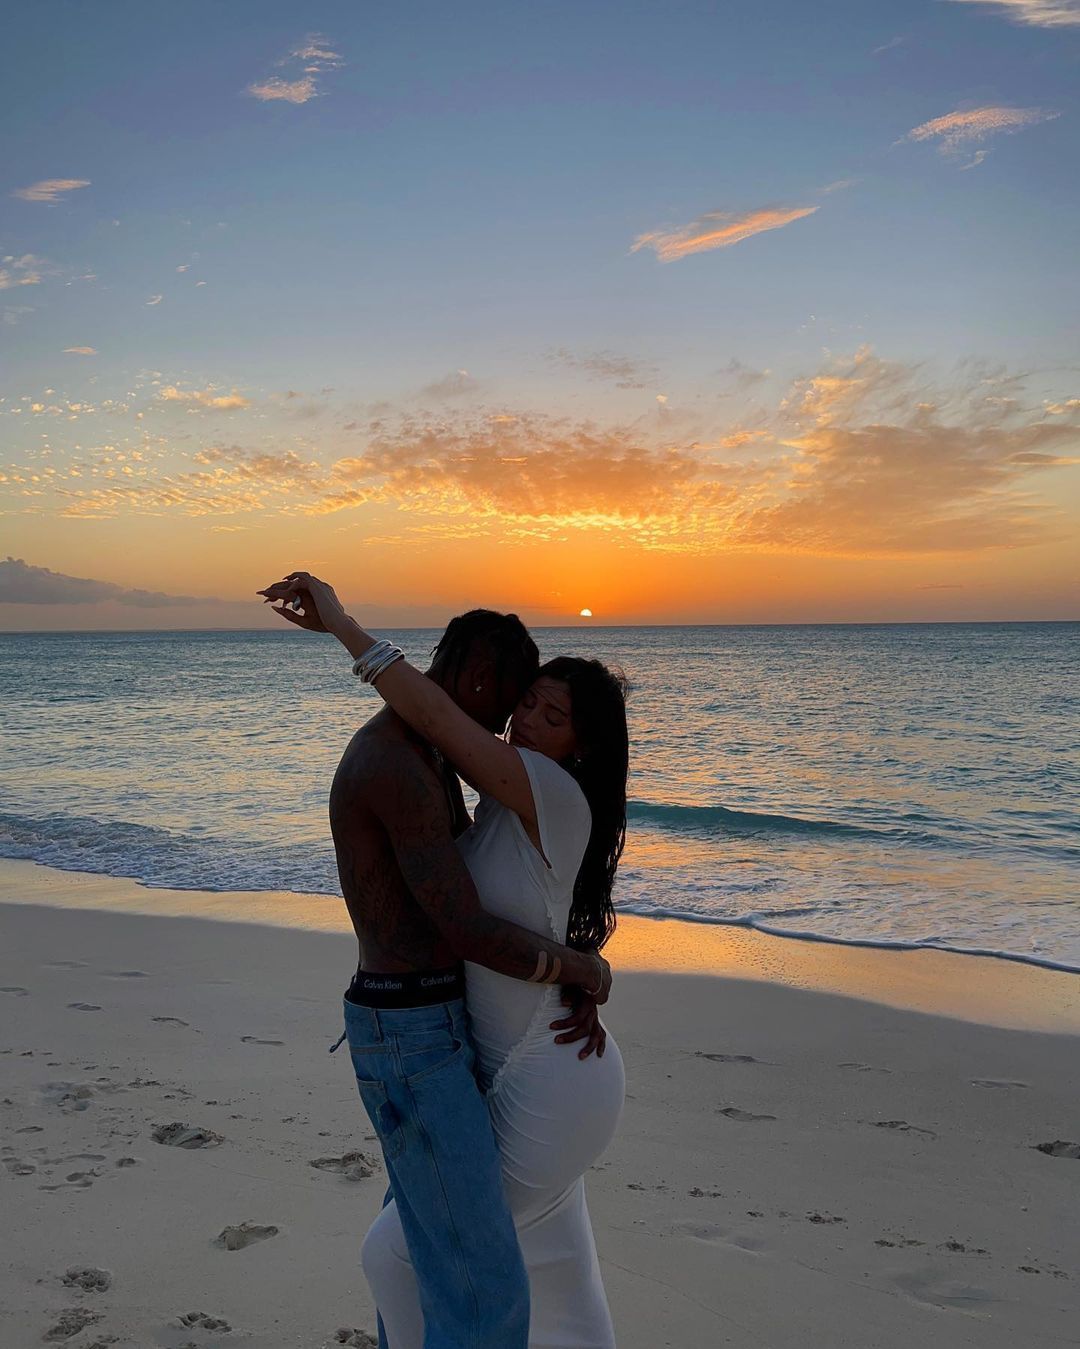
left=263, top=572, right=627, bottom=1349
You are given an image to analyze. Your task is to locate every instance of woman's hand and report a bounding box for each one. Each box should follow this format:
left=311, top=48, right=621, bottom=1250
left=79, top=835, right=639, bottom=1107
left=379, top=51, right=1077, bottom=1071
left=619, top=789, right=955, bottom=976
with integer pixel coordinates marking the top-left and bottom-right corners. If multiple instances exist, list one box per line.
left=256, top=572, right=348, bottom=636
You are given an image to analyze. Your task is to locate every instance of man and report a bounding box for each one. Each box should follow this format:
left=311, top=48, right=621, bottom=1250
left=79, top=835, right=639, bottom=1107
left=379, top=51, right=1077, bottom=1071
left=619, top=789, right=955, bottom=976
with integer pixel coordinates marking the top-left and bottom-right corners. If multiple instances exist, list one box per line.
left=258, top=588, right=610, bottom=1349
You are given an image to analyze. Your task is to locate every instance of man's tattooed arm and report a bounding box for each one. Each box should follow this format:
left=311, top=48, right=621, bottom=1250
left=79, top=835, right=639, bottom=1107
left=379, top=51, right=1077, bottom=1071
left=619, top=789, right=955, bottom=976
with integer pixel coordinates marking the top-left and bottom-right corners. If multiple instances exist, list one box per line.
left=373, top=746, right=611, bottom=1002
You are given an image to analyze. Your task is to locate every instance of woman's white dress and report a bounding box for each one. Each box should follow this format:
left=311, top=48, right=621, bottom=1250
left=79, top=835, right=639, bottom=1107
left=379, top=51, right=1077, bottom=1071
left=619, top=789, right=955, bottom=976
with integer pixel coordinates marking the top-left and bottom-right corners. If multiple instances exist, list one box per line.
left=361, top=747, right=626, bottom=1348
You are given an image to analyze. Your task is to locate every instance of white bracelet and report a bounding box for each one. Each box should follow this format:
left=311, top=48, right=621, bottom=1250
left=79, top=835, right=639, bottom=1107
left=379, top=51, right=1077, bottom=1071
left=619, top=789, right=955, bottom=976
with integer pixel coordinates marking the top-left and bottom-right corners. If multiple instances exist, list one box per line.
left=352, top=640, right=405, bottom=685
left=368, top=649, right=404, bottom=685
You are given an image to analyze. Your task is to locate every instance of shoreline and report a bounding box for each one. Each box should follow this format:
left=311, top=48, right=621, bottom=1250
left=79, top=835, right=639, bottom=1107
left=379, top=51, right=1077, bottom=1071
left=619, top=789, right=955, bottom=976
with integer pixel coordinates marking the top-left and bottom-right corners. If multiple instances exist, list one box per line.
left=3, top=857, right=1078, bottom=1036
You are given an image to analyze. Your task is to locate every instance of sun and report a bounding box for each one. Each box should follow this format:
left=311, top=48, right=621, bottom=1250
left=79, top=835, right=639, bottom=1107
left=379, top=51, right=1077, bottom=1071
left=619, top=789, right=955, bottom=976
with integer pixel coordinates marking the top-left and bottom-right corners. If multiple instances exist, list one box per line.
left=579, top=608, right=593, bottom=618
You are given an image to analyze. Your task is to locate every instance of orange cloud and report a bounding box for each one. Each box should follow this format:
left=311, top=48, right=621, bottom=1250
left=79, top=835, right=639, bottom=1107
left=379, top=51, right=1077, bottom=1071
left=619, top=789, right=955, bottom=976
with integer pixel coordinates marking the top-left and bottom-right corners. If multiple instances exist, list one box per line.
left=632, top=205, right=818, bottom=262
left=246, top=77, right=317, bottom=104
left=901, top=106, right=1059, bottom=162
left=63, top=346, right=96, bottom=355
left=248, top=32, right=342, bottom=103
left=12, top=179, right=90, bottom=204
left=30, top=352, right=1077, bottom=558
left=0, top=254, right=48, bottom=290
left=946, top=0, right=1080, bottom=26
left=159, top=386, right=251, bottom=410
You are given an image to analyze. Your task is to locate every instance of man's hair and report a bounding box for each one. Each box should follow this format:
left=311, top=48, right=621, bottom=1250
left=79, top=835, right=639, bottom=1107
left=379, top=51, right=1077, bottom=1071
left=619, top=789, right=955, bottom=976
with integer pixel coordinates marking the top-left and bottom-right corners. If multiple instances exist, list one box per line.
left=430, top=609, right=539, bottom=696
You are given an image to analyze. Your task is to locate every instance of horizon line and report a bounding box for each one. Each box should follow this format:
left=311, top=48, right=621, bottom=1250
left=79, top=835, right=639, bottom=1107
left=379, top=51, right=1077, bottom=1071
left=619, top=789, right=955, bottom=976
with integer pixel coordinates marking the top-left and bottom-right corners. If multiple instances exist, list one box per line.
left=1, top=618, right=1078, bottom=636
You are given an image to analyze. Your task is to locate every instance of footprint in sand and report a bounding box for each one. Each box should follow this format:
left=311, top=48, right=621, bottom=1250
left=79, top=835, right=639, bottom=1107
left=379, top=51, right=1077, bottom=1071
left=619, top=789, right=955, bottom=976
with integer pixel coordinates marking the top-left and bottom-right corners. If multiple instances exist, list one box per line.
left=153, top=1122, right=224, bottom=1149
left=102, top=970, right=149, bottom=979
left=67, top=1003, right=102, bottom=1013
left=178, top=1311, right=231, bottom=1332
left=806, top=1212, right=846, bottom=1225
left=309, top=1151, right=379, bottom=1181
left=891, top=1268, right=996, bottom=1312
left=42, top=1082, right=96, bottom=1113
left=872, top=1119, right=937, bottom=1138
left=673, top=1220, right=727, bottom=1242
left=838, top=1062, right=891, bottom=1074
left=696, top=1052, right=772, bottom=1065
left=719, top=1106, right=776, bottom=1122
left=63, top=1267, right=112, bottom=1293
left=1, top=986, right=28, bottom=996
left=42, top=1308, right=103, bottom=1341
left=1033, top=1140, right=1080, bottom=1159
left=971, top=1078, right=1029, bottom=1089
left=4, top=1158, right=37, bottom=1176
left=44, top=961, right=89, bottom=970
left=15, top=1125, right=44, bottom=1134
left=673, top=1220, right=769, bottom=1253
left=240, top=1036, right=284, bottom=1046
left=152, top=1017, right=191, bottom=1027
left=214, top=1221, right=279, bottom=1252
left=335, top=1330, right=378, bottom=1347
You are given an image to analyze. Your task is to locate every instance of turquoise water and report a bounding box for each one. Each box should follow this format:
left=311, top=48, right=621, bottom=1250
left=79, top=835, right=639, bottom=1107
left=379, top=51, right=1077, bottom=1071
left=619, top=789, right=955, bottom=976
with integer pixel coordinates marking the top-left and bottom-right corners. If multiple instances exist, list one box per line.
left=1, top=624, right=1077, bottom=970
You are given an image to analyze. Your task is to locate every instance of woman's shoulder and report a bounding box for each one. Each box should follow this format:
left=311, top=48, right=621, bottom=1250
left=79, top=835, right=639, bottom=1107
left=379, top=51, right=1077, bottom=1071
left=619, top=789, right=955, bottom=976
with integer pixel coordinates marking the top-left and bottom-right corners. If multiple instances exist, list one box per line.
left=515, top=746, right=589, bottom=813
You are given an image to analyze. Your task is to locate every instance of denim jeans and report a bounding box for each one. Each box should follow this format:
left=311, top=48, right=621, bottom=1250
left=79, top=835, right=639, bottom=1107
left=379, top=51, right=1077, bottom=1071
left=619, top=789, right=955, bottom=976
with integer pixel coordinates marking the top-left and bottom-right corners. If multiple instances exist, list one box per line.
left=332, top=995, right=530, bottom=1349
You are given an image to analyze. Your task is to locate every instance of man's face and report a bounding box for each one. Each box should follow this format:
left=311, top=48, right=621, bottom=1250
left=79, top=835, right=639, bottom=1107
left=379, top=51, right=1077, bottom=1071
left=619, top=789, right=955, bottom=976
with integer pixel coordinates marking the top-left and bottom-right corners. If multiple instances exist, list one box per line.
left=473, top=669, right=527, bottom=734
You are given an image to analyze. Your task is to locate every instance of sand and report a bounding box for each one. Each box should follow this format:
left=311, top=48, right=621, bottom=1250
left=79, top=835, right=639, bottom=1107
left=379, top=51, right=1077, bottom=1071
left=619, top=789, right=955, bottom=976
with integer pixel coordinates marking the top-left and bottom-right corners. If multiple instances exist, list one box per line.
left=2, top=857, right=1079, bottom=1348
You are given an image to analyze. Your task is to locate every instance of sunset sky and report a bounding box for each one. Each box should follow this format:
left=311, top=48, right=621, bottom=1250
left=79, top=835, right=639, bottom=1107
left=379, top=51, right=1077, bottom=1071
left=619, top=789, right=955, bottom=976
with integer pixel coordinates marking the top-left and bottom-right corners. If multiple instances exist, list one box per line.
left=2, top=0, right=1078, bottom=629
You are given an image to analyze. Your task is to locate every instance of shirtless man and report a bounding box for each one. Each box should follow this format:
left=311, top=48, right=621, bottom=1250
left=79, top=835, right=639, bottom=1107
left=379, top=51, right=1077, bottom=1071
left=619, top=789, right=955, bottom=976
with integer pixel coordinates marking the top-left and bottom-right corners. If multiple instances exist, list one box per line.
left=257, top=584, right=611, bottom=1349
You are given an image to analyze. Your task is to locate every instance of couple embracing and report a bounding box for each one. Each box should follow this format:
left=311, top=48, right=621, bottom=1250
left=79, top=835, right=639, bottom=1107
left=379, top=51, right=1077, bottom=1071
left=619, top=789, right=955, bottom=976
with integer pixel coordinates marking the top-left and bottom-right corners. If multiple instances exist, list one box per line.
left=257, top=572, right=629, bottom=1348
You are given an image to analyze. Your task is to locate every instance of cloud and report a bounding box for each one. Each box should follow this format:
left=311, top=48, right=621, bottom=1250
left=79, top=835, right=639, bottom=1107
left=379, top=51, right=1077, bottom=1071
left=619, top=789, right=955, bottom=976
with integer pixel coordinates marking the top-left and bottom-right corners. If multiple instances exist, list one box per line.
left=247, top=32, right=342, bottom=103
left=288, top=35, right=343, bottom=67
left=721, top=357, right=770, bottom=390
left=945, top=0, right=1080, bottom=26
left=0, top=557, right=213, bottom=607
left=0, top=253, right=48, bottom=290
left=872, top=35, right=907, bottom=53
left=30, top=350, right=1077, bottom=558
left=146, top=294, right=163, bottom=306
left=741, top=349, right=1080, bottom=554
left=159, top=386, right=251, bottom=410
left=2, top=305, right=34, bottom=325
left=547, top=349, right=658, bottom=389
left=63, top=346, right=96, bottom=355
left=246, top=76, right=318, bottom=104
left=631, top=205, right=819, bottom=262
left=419, top=369, right=479, bottom=400
left=900, top=106, right=1059, bottom=162
left=12, top=179, right=90, bottom=204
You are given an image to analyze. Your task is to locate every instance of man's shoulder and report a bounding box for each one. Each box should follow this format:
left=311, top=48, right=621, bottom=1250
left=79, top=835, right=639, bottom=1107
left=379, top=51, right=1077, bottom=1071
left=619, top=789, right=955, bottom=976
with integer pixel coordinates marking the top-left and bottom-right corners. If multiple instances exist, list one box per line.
left=342, top=725, right=438, bottom=790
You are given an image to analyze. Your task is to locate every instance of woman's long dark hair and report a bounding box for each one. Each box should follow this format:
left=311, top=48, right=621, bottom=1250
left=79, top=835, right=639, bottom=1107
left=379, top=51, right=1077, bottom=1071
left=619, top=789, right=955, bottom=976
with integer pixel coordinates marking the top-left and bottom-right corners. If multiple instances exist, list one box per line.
left=537, top=656, right=629, bottom=952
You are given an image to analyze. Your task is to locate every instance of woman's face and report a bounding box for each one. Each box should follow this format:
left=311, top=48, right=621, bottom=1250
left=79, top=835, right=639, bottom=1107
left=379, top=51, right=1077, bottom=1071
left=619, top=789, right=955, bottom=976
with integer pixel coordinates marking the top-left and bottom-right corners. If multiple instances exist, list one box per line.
left=508, top=676, right=578, bottom=764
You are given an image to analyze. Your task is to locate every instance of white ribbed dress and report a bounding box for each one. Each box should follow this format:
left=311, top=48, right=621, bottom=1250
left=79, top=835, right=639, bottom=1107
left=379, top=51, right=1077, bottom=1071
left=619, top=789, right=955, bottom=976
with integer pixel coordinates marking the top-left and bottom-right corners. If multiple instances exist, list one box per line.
left=361, top=747, right=626, bottom=1349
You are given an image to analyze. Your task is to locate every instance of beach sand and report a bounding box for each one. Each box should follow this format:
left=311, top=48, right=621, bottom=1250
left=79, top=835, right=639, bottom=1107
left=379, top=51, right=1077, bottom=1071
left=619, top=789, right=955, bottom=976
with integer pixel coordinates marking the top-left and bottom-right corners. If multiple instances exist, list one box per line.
left=2, top=857, right=1078, bottom=1348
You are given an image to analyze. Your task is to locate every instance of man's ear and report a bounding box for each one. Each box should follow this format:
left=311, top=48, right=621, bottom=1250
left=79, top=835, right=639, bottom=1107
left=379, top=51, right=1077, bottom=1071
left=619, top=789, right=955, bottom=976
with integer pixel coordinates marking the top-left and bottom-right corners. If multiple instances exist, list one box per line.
left=468, top=655, right=496, bottom=694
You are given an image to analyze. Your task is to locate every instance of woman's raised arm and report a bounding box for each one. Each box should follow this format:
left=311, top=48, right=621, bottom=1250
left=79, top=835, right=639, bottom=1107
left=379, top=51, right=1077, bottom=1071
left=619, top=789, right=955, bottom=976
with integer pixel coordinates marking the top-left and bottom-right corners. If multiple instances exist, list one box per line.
left=257, top=571, right=537, bottom=829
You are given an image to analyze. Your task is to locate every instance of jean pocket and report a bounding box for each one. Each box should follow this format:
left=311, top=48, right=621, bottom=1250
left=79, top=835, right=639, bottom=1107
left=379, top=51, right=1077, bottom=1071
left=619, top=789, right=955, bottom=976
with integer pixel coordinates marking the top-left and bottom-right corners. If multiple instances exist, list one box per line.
left=399, top=1032, right=467, bottom=1085
left=354, top=1077, right=405, bottom=1162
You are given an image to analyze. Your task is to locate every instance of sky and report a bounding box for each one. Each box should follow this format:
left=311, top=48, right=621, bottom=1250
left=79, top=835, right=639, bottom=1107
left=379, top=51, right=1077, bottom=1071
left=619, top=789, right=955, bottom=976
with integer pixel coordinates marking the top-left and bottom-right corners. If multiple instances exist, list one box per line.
left=1, top=0, right=1078, bottom=630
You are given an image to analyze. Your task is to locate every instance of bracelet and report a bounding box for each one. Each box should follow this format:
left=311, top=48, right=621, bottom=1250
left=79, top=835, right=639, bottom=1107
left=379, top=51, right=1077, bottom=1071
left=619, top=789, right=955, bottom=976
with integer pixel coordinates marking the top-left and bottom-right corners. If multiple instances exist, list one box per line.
left=584, top=955, right=604, bottom=997
left=352, top=640, right=405, bottom=685
left=368, top=649, right=404, bottom=686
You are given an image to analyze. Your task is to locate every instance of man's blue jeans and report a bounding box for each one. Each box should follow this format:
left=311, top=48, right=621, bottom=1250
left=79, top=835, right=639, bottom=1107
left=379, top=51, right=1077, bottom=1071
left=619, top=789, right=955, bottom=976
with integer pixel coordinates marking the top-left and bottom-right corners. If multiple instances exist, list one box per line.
left=331, top=996, right=530, bottom=1349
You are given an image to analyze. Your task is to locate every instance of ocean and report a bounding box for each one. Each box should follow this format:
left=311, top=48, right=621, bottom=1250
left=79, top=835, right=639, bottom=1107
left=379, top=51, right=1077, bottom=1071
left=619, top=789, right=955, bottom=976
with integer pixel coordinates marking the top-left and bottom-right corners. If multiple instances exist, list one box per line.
left=2, top=624, right=1077, bottom=972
